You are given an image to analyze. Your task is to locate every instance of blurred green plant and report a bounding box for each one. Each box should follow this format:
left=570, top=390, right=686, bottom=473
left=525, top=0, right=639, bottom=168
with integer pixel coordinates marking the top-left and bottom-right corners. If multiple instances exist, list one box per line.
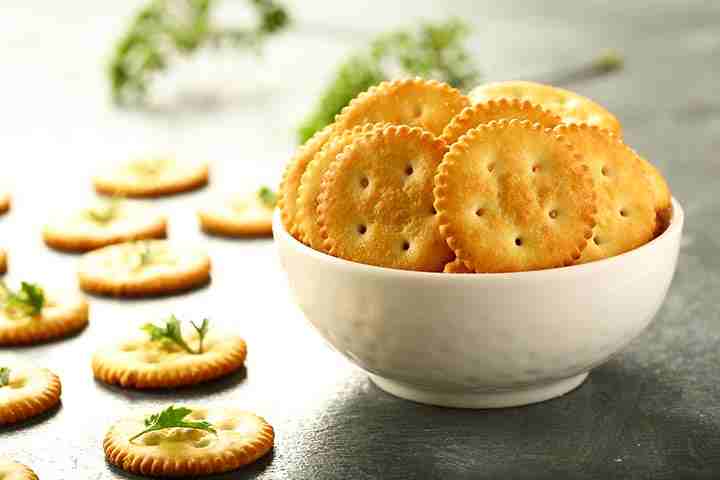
left=109, top=0, right=290, bottom=106
left=297, top=18, right=480, bottom=143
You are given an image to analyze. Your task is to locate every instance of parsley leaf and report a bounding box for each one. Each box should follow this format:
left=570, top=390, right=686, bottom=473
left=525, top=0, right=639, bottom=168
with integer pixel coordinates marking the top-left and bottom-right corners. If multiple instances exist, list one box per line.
left=0, top=281, right=45, bottom=317
left=0, top=367, right=10, bottom=387
left=142, top=315, right=209, bottom=354
left=258, top=186, right=277, bottom=208
left=129, top=405, right=217, bottom=442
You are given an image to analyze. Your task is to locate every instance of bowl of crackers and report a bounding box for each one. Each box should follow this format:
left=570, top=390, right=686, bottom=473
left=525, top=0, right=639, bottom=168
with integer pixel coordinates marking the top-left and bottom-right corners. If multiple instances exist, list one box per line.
left=276, top=78, right=684, bottom=408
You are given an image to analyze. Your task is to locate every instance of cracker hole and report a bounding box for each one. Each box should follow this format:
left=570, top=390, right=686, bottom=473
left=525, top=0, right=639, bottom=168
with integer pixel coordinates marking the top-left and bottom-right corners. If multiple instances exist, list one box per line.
left=402, top=241, right=411, bottom=251
left=601, top=166, right=609, bottom=176
left=549, top=209, right=558, bottom=219
left=431, top=206, right=437, bottom=215
left=405, top=165, right=414, bottom=176
left=487, top=163, right=495, bottom=172
left=475, top=208, right=485, bottom=217
left=594, top=237, right=601, bottom=246
left=619, top=209, right=628, bottom=217
left=532, top=164, right=541, bottom=173
left=357, top=224, right=367, bottom=235
left=515, top=237, right=523, bottom=246
left=360, top=177, right=369, bottom=189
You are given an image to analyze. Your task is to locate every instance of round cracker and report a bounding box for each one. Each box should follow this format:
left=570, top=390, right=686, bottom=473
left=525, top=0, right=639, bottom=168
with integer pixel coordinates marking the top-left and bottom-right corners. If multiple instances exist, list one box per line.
left=0, top=249, right=6, bottom=274
left=43, top=201, right=167, bottom=253
left=0, top=191, right=9, bottom=215
left=278, top=125, right=335, bottom=241
left=0, top=288, right=88, bottom=345
left=0, top=459, right=38, bottom=480
left=470, top=81, right=622, bottom=136
left=318, top=125, right=453, bottom=271
left=198, top=191, right=274, bottom=237
left=443, top=258, right=473, bottom=274
left=634, top=151, right=672, bottom=236
left=0, top=358, right=61, bottom=425
left=93, top=329, right=246, bottom=389
left=104, top=405, right=274, bottom=477
left=333, top=78, right=470, bottom=138
left=441, top=98, right=562, bottom=145
left=77, top=240, right=211, bottom=297
left=93, top=158, right=209, bottom=198
left=297, top=123, right=388, bottom=249
left=434, top=119, right=596, bottom=273
left=554, top=124, right=656, bottom=263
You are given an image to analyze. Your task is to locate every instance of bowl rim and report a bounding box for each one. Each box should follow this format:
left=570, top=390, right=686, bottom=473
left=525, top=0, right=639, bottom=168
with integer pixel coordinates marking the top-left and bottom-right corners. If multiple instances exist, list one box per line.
left=274, top=197, right=684, bottom=280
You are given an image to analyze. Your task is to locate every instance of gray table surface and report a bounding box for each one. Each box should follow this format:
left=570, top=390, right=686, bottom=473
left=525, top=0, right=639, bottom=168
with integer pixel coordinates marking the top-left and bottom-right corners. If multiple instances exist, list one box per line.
left=1, top=1, right=719, bottom=479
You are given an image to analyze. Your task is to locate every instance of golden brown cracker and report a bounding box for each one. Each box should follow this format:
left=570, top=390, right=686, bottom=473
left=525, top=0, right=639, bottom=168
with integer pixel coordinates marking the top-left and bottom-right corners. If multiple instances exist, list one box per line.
left=441, top=98, right=562, bottom=145
left=104, top=405, right=274, bottom=477
left=634, top=152, right=672, bottom=236
left=297, top=123, right=388, bottom=249
left=278, top=125, right=335, bottom=240
left=93, top=329, right=246, bottom=389
left=442, top=258, right=473, bottom=274
left=43, top=201, right=167, bottom=253
left=333, top=78, right=470, bottom=137
left=434, top=119, right=596, bottom=273
left=318, top=125, right=453, bottom=271
left=0, top=249, right=6, bottom=274
left=198, top=191, right=274, bottom=237
left=0, top=192, right=9, bottom=215
left=77, top=240, right=211, bottom=297
left=554, top=124, right=656, bottom=263
left=93, top=158, right=209, bottom=198
left=0, top=289, right=88, bottom=345
left=470, top=81, right=622, bottom=136
left=0, top=358, right=61, bottom=425
left=0, top=459, right=38, bottom=480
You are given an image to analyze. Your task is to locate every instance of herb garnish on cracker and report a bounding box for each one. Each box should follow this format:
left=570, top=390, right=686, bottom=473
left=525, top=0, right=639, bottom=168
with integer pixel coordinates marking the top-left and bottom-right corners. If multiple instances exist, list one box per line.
left=129, top=405, right=217, bottom=442
left=142, top=315, right=209, bottom=354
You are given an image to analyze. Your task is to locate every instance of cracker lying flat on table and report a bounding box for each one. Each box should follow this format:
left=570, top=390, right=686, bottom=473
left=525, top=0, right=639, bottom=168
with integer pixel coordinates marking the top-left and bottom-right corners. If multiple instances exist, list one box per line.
left=0, top=284, right=88, bottom=345
left=0, top=357, right=62, bottom=425
left=297, top=123, right=388, bottom=249
left=318, top=125, right=453, bottom=271
left=93, top=158, right=209, bottom=198
left=554, top=124, right=656, bottom=263
left=93, top=325, right=247, bottom=389
left=333, top=78, right=470, bottom=137
left=441, top=98, right=562, bottom=145
left=77, top=240, right=211, bottom=297
left=434, top=119, right=596, bottom=273
left=43, top=200, right=167, bottom=253
left=278, top=125, right=335, bottom=240
left=198, top=188, right=276, bottom=237
left=470, top=80, right=622, bottom=136
left=0, top=458, right=38, bottom=480
left=0, top=191, right=9, bottom=215
left=104, top=405, right=274, bottom=477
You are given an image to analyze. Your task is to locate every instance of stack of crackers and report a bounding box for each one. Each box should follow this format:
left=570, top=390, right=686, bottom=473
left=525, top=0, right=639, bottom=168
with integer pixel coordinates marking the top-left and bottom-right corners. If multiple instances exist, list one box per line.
left=279, top=79, right=671, bottom=273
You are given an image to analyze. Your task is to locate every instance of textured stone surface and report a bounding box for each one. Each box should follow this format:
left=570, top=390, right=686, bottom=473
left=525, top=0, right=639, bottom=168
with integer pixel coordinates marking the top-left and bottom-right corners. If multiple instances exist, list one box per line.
left=1, top=0, right=719, bottom=478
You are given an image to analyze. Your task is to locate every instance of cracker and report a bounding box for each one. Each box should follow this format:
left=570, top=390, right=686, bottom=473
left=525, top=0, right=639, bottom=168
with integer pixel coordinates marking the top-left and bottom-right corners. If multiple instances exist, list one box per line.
left=554, top=124, right=656, bottom=263
left=93, top=329, right=246, bottom=389
left=470, top=81, right=622, bottom=136
left=0, top=191, right=9, bottom=215
left=93, top=158, right=209, bottom=198
left=198, top=191, right=274, bottom=237
left=443, top=258, right=473, bottom=274
left=297, top=123, right=388, bottom=249
left=104, top=405, right=274, bottom=477
left=317, top=125, right=453, bottom=271
left=634, top=152, right=672, bottom=236
left=0, top=459, right=38, bottom=480
left=434, top=119, right=596, bottom=273
left=0, top=358, right=61, bottom=425
left=0, top=249, right=6, bottom=274
left=77, top=240, right=211, bottom=297
left=43, top=201, right=167, bottom=253
left=333, top=78, right=470, bottom=137
left=278, top=125, right=335, bottom=240
left=441, top=98, right=562, bottom=145
left=0, top=288, right=88, bottom=346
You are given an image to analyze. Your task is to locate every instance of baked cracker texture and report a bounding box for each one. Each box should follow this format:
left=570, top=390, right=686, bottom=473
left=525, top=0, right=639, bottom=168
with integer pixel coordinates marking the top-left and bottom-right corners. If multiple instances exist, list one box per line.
left=0, top=459, right=39, bottom=480
left=93, top=158, right=209, bottom=198
left=198, top=192, right=274, bottom=237
left=104, top=406, right=274, bottom=477
left=0, top=358, right=62, bottom=426
left=318, top=124, right=453, bottom=271
left=434, top=119, right=597, bottom=273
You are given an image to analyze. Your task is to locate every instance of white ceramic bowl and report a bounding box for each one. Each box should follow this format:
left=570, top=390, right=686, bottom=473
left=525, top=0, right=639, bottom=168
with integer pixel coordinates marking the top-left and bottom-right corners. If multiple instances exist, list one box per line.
left=275, top=198, right=684, bottom=408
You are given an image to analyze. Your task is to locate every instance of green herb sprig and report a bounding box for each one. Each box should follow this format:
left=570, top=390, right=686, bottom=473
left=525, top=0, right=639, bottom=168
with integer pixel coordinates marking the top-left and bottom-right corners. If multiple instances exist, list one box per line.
left=258, top=186, right=277, bottom=208
left=0, top=281, right=45, bottom=317
left=109, top=0, right=290, bottom=106
left=85, top=198, right=122, bottom=224
left=129, top=405, right=217, bottom=442
left=0, top=368, right=10, bottom=387
left=297, top=18, right=479, bottom=143
left=142, top=315, right=209, bottom=354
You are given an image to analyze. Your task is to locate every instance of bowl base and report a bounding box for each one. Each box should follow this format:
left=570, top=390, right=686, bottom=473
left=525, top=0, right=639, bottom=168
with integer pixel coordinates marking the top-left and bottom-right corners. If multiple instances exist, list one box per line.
left=369, top=372, right=589, bottom=409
